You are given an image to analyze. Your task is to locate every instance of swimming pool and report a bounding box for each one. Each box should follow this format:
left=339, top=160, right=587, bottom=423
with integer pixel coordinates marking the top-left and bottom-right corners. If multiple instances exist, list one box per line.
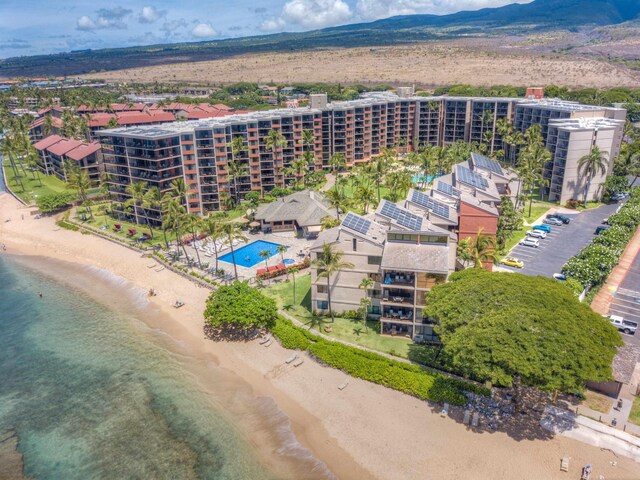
left=411, top=174, right=437, bottom=184
left=219, top=240, right=286, bottom=268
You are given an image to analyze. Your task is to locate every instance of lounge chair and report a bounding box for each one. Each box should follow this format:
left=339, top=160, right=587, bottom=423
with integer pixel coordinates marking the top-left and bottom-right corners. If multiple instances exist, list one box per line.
left=472, top=412, right=479, bottom=427
left=338, top=380, right=349, bottom=390
left=441, top=403, right=449, bottom=417
left=155, top=266, right=165, bottom=272
left=147, top=263, right=157, bottom=268
left=285, top=353, right=298, bottom=364
left=173, top=300, right=185, bottom=308
left=263, top=339, right=273, bottom=347
left=259, top=336, right=271, bottom=345
left=293, top=358, right=304, bottom=367
left=463, top=410, right=471, bottom=425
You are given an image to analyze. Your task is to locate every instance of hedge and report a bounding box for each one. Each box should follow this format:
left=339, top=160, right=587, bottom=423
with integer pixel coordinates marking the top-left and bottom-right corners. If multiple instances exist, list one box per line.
left=562, top=187, right=640, bottom=288
left=271, top=317, right=313, bottom=350
left=307, top=337, right=489, bottom=406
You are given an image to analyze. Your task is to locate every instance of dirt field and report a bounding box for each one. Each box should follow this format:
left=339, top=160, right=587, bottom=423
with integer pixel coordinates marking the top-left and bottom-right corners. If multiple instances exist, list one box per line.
left=82, top=43, right=640, bottom=88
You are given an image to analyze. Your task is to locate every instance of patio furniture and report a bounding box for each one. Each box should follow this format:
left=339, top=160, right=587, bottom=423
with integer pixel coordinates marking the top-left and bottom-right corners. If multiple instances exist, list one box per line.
left=463, top=410, right=471, bottom=425
left=126, top=228, right=137, bottom=237
left=338, top=380, right=349, bottom=390
left=293, top=358, right=304, bottom=367
left=263, top=339, right=273, bottom=347
left=285, top=353, right=298, bottom=364
left=113, top=224, right=122, bottom=232
left=173, top=300, right=185, bottom=308
left=440, top=403, right=449, bottom=417
left=259, top=336, right=271, bottom=345
left=472, top=412, right=479, bottom=427
left=560, top=457, right=569, bottom=472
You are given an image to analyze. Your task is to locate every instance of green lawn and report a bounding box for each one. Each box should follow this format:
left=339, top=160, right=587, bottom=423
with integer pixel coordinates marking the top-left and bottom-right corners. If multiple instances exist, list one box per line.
left=3, top=161, right=67, bottom=203
left=629, top=396, right=640, bottom=426
left=503, top=227, right=528, bottom=254
left=523, top=203, right=553, bottom=224
left=263, top=273, right=444, bottom=365
left=73, top=207, right=169, bottom=248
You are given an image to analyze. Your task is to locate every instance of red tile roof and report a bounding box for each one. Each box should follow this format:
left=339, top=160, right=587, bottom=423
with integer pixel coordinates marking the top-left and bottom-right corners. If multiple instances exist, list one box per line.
left=47, top=139, right=84, bottom=156
left=77, top=103, right=147, bottom=113
left=87, top=110, right=176, bottom=127
left=33, top=135, right=64, bottom=151
left=65, top=142, right=101, bottom=161
left=30, top=116, right=63, bottom=129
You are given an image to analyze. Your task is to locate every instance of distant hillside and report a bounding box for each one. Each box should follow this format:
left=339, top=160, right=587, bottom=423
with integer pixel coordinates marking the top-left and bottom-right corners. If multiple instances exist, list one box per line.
left=1, top=0, right=639, bottom=79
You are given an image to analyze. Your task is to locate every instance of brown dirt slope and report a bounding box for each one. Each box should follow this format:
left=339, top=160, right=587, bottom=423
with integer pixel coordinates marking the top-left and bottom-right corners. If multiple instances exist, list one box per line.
left=82, top=43, right=640, bottom=88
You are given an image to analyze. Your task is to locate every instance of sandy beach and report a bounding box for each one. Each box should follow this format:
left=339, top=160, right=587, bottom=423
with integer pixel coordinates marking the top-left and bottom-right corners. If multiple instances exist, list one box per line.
left=1, top=191, right=639, bottom=480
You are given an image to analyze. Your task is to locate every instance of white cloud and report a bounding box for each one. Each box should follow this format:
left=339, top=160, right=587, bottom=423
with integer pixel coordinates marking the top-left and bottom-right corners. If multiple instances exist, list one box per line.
left=76, top=7, right=132, bottom=31
left=191, top=23, right=218, bottom=38
left=139, top=6, right=166, bottom=24
left=355, top=0, right=533, bottom=21
left=262, top=0, right=353, bottom=31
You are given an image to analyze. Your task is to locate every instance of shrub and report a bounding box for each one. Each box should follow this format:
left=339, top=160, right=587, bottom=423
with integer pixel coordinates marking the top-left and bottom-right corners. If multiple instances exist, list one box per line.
left=565, top=199, right=580, bottom=209
left=36, top=191, right=76, bottom=213
left=204, top=282, right=277, bottom=337
left=271, top=317, right=312, bottom=350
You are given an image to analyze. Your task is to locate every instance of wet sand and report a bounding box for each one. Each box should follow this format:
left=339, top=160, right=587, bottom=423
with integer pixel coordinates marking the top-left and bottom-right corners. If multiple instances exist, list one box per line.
left=1, top=192, right=639, bottom=480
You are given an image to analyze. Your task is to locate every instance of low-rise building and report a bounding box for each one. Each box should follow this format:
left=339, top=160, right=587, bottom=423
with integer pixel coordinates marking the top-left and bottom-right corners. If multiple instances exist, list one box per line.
left=33, top=135, right=102, bottom=182
left=254, top=190, right=335, bottom=238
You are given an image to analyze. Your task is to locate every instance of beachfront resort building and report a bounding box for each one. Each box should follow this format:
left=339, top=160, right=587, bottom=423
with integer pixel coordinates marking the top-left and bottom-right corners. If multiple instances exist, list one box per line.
left=96, top=89, right=624, bottom=222
left=33, top=134, right=102, bottom=182
left=254, top=190, right=336, bottom=238
left=310, top=154, right=505, bottom=340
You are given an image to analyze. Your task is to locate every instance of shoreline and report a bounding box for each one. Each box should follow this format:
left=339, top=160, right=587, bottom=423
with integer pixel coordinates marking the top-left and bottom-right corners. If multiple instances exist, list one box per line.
left=1, top=192, right=639, bottom=480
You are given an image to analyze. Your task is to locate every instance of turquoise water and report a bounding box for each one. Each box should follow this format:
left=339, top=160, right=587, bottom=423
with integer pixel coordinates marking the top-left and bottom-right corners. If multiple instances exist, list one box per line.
left=219, top=241, right=285, bottom=268
left=411, top=174, right=437, bottom=184
left=0, top=255, right=326, bottom=479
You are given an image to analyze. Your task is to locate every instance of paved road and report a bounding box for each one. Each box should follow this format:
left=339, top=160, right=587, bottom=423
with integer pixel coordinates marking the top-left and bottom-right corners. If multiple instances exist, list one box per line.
left=503, top=202, right=622, bottom=278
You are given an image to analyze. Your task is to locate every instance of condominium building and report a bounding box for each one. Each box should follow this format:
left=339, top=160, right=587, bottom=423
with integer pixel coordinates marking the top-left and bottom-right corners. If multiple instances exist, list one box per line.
left=96, top=90, right=624, bottom=221
left=545, top=117, right=625, bottom=204
left=33, top=134, right=102, bottom=182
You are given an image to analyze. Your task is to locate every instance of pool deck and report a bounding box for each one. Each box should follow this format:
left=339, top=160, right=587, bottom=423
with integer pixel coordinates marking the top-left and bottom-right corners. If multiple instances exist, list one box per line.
left=183, top=229, right=313, bottom=282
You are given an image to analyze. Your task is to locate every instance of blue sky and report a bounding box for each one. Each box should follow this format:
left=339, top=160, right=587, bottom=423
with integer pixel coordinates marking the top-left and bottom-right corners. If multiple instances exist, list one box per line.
left=0, top=0, right=532, bottom=59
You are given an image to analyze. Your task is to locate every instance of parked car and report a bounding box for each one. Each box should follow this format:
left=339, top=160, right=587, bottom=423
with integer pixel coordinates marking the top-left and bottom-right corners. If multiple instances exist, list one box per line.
left=547, top=213, right=571, bottom=224
left=502, top=257, right=524, bottom=268
left=533, top=224, right=552, bottom=233
left=553, top=273, right=566, bottom=281
left=595, top=225, right=611, bottom=235
left=608, top=315, right=638, bottom=335
left=527, top=230, right=547, bottom=239
left=520, top=237, right=540, bottom=248
left=611, top=192, right=630, bottom=201
left=543, top=217, right=563, bottom=226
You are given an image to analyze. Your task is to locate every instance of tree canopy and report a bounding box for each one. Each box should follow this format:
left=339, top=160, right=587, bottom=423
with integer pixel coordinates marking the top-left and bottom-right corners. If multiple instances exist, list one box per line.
left=204, top=282, right=277, bottom=336
left=424, top=269, right=622, bottom=392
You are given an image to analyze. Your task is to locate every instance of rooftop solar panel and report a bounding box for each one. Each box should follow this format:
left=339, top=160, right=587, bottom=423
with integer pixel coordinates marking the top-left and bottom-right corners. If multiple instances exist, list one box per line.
left=456, top=164, right=489, bottom=190
left=472, top=152, right=503, bottom=175
left=342, top=212, right=371, bottom=235
left=410, top=190, right=450, bottom=219
left=379, top=200, right=424, bottom=231
left=437, top=181, right=461, bottom=198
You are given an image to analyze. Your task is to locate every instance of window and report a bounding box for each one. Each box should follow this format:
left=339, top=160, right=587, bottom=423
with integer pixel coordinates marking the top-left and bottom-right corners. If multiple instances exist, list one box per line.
left=317, top=300, right=328, bottom=310
left=317, top=284, right=328, bottom=294
left=371, top=289, right=381, bottom=299
left=367, top=256, right=382, bottom=265
left=352, top=238, right=357, bottom=251
left=369, top=305, right=381, bottom=315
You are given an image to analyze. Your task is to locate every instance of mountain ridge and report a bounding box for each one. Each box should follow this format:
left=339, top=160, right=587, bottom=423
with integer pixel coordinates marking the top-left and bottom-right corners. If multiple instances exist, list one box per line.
left=1, top=0, right=639, bottom=79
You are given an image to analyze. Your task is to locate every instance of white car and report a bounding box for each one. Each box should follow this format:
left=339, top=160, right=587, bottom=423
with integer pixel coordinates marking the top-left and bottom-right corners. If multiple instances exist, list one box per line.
left=526, top=230, right=547, bottom=239
left=520, top=237, right=540, bottom=248
left=543, top=217, right=563, bottom=226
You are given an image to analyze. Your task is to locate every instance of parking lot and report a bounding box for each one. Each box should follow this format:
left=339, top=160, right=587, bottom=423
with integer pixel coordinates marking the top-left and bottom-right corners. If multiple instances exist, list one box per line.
left=502, top=202, right=622, bottom=278
left=609, top=249, right=640, bottom=336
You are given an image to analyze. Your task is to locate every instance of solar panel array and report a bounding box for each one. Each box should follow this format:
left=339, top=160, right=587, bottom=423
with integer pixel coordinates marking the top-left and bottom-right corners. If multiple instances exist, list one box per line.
left=379, top=200, right=424, bottom=231
left=342, top=212, right=371, bottom=235
left=472, top=152, right=503, bottom=175
left=410, top=190, right=450, bottom=218
left=437, top=181, right=461, bottom=198
left=456, top=164, right=489, bottom=190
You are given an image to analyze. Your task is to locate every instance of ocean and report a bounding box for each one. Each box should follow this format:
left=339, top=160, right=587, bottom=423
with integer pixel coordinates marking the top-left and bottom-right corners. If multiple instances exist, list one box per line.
left=0, top=254, right=330, bottom=479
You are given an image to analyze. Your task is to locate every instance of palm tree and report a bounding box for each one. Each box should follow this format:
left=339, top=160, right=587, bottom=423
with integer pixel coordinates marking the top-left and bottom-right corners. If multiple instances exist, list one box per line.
left=259, top=249, right=271, bottom=271
left=124, top=180, right=147, bottom=224
left=385, top=171, right=412, bottom=202
left=325, top=186, right=349, bottom=220
left=286, top=156, right=309, bottom=188
left=25, top=146, right=43, bottom=186
left=202, top=216, right=223, bottom=274
left=265, top=129, right=288, bottom=183
left=289, top=266, right=300, bottom=304
left=162, top=196, right=188, bottom=258
left=184, top=213, right=204, bottom=269
left=358, top=277, right=374, bottom=333
left=301, top=129, right=315, bottom=154
left=65, top=162, right=92, bottom=205
left=169, top=177, right=187, bottom=205
left=329, top=153, right=346, bottom=175
left=578, top=146, right=609, bottom=207
left=222, top=223, right=248, bottom=282
left=466, top=229, right=500, bottom=269
left=320, top=215, right=340, bottom=230
left=373, top=151, right=392, bottom=202
left=1, top=136, right=25, bottom=191
left=519, top=144, right=551, bottom=215
left=143, top=186, right=163, bottom=239
left=353, top=178, right=376, bottom=214
left=227, top=135, right=247, bottom=204
left=313, top=243, right=354, bottom=322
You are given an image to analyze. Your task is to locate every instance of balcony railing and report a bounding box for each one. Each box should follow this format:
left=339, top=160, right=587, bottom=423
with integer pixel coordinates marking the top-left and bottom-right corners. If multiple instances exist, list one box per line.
left=383, top=272, right=415, bottom=287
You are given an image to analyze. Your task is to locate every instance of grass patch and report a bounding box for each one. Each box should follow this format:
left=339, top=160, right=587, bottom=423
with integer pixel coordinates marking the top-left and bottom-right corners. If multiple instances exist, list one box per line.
left=503, top=227, right=528, bottom=254
left=264, top=273, right=446, bottom=366
left=582, top=390, right=614, bottom=414
left=523, top=203, right=553, bottom=224
left=629, top=396, right=640, bottom=426
left=75, top=209, right=168, bottom=248
left=3, top=161, right=67, bottom=203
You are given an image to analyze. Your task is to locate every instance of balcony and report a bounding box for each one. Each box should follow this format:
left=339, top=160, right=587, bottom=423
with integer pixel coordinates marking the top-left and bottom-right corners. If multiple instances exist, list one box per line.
left=382, top=289, right=414, bottom=305
left=383, top=272, right=415, bottom=287
left=381, top=322, right=412, bottom=337
left=381, top=307, right=414, bottom=322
